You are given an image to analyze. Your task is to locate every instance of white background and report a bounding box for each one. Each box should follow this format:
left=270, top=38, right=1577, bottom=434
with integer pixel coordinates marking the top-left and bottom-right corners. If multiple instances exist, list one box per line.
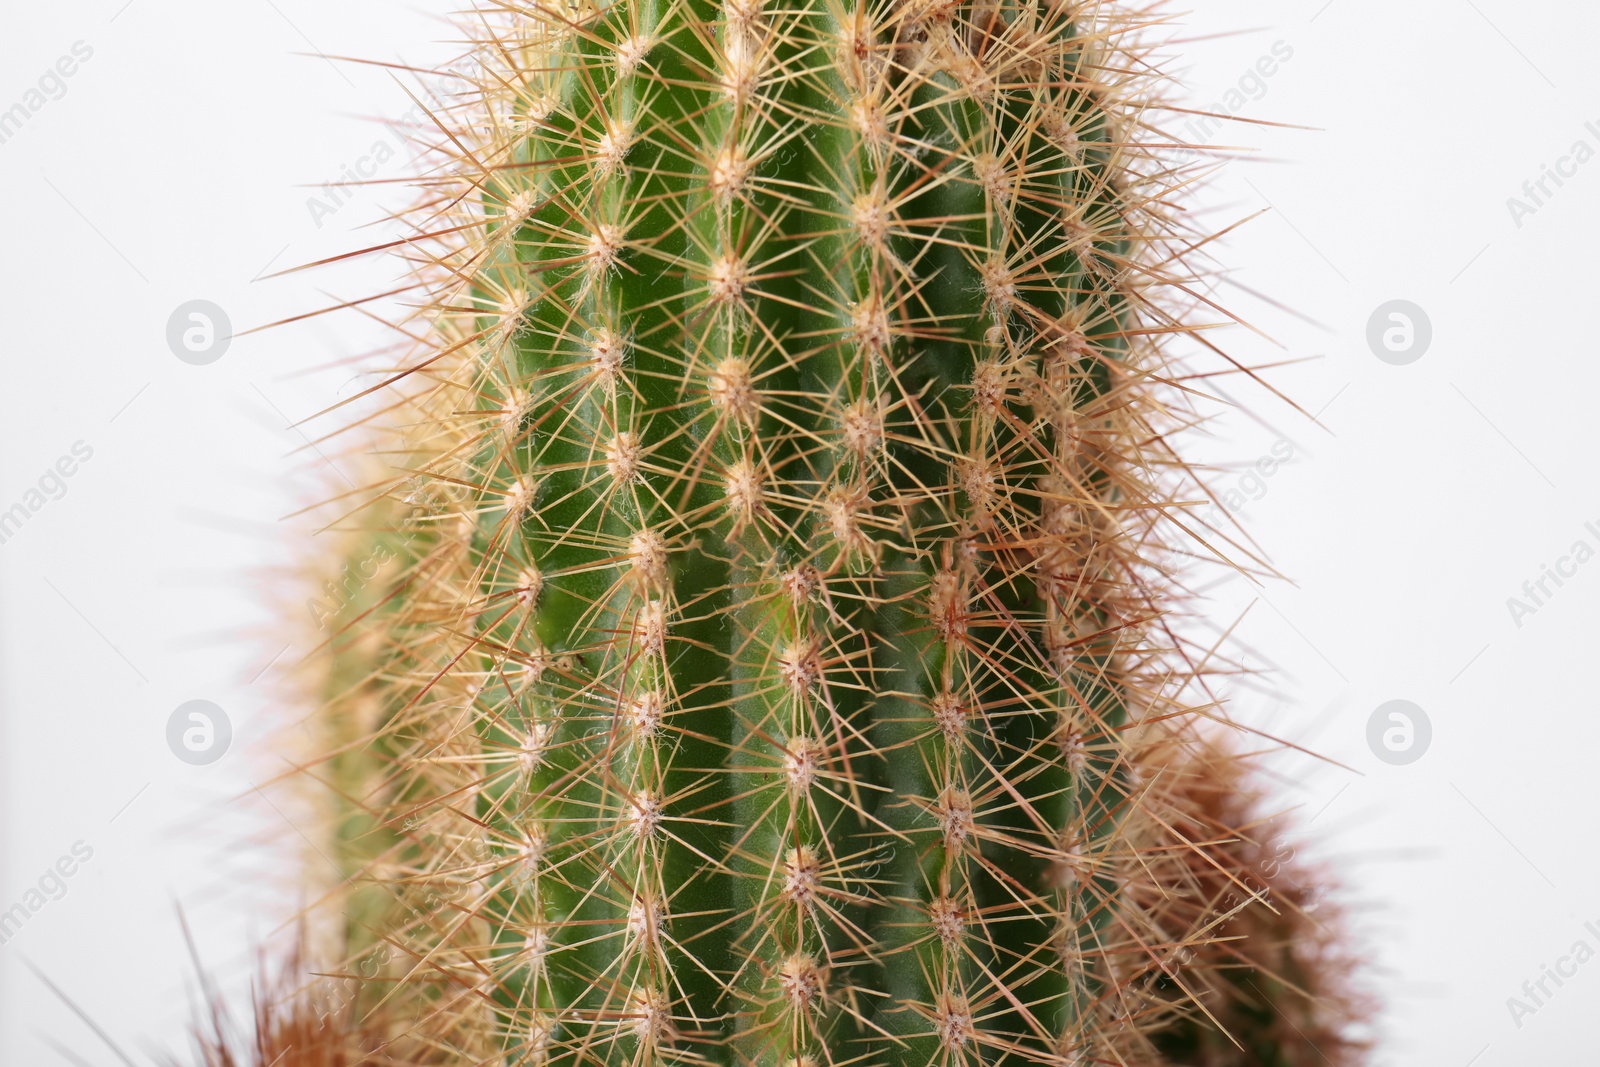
left=1, top=1, right=1595, bottom=1063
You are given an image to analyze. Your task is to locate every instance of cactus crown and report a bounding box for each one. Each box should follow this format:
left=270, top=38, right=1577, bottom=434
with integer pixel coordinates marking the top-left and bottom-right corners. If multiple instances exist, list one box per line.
left=299, top=1, right=1365, bottom=1064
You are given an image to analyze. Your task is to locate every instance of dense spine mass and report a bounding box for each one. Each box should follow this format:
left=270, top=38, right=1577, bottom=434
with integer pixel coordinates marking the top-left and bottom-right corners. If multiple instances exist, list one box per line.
left=306, top=1, right=1362, bottom=1064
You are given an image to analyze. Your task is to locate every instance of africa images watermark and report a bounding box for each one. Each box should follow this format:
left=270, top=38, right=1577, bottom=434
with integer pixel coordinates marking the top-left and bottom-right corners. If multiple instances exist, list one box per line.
left=0, top=41, right=94, bottom=146
left=0, top=440, right=95, bottom=547
left=1506, top=917, right=1600, bottom=1028
left=305, top=75, right=452, bottom=229
left=1136, top=835, right=1329, bottom=992
left=306, top=473, right=439, bottom=629
left=1506, top=118, right=1600, bottom=228
left=0, top=840, right=95, bottom=947
left=1185, top=439, right=1297, bottom=537
left=1504, top=518, right=1600, bottom=629
left=307, top=538, right=400, bottom=630
left=1174, top=40, right=1296, bottom=161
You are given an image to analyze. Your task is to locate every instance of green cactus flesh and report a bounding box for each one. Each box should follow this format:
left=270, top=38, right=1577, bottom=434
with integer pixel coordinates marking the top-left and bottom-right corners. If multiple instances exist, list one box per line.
left=312, top=1, right=1361, bottom=1064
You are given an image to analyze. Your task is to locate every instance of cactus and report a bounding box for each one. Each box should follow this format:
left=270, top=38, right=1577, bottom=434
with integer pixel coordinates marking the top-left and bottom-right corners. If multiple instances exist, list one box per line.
left=281, top=1, right=1365, bottom=1064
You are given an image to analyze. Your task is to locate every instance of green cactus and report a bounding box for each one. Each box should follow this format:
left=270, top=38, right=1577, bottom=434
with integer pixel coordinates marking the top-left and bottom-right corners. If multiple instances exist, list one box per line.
left=289, top=1, right=1365, bottom=1064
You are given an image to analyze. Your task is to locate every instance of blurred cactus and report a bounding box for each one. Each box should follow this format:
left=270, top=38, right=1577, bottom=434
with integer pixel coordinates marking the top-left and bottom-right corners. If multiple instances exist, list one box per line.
left=265, top=1, right=1367, bottom=1064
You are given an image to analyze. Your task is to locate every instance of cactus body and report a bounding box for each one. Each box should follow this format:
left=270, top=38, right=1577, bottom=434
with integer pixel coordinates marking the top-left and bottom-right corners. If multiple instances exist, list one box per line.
left=310, top=2, right=1363, bottom=1064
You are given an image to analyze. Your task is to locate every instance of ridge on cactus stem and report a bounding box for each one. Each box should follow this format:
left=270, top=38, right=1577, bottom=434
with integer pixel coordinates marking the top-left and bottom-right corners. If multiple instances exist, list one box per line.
left=233, top=0, right=1368, bottom=1064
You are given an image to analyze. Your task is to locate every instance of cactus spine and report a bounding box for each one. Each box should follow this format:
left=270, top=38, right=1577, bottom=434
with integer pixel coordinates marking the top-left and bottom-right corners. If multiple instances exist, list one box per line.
left=305, top=1, right=1363, bottom=1064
